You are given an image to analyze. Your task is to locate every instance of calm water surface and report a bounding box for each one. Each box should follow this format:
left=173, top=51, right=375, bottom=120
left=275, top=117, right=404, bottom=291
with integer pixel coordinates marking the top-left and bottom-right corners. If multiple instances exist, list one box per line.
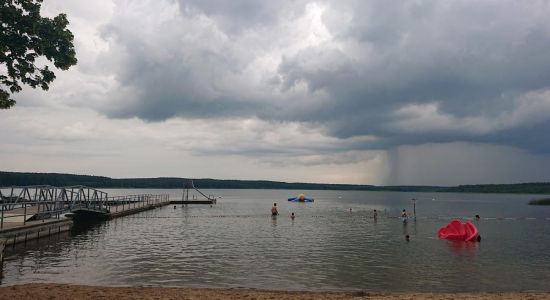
left=2, top=189, right=550, bottom=292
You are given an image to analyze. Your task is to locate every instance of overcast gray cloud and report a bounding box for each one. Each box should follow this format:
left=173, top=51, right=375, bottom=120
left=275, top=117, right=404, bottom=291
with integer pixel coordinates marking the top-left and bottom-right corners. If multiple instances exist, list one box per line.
left=2, top=0, right=550, bottom=185
left=89, top=0, right=550, bottom=151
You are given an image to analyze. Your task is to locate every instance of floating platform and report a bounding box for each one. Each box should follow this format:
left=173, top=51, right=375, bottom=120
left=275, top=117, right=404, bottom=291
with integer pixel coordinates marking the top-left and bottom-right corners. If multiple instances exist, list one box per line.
left=1, top=190, right=171, bottom=256
left=0, top=218, right=73, bottom=247
left=170, top=200, right=215, bottom=205
left=107, top=201, right=168, bottom=219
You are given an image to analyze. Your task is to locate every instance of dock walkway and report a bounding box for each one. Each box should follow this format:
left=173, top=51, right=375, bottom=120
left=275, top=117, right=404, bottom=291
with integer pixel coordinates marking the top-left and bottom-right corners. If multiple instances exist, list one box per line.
left=1, top=182, right=216, bottom=257
left=1, top=188, right=170, bottom=248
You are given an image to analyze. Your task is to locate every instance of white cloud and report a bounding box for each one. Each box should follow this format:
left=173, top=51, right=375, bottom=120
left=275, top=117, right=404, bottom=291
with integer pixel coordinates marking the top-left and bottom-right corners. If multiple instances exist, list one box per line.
left=0, top=106, right=384, bottom=183
left=388, top=88, right=550, bottom=135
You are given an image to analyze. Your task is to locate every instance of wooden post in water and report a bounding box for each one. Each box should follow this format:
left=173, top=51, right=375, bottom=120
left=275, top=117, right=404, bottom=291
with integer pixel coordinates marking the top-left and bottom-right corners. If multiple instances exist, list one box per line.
left=1, top=237, right=6, bottom=263
left=412, top=198, right=416, bottom=220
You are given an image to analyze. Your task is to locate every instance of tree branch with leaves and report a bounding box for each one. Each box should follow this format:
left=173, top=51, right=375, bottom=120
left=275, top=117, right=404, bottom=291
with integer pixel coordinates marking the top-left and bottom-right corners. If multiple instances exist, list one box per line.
left=0, top=0, right=77, bottom=109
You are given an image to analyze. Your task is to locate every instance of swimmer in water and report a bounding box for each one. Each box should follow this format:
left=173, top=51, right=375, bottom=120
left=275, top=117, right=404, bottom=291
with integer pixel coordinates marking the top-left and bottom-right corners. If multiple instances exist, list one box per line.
left=291, top=212, right=295, bottom=219
left=373, top=209, right=378, bottom=218
left=271, top=203, right=278, bottom=216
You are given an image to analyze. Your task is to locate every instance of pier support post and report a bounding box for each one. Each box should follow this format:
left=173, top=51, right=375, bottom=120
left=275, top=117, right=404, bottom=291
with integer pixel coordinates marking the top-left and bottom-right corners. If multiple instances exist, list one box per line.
left=0, top=237, right=6, bottom=263
left=412, top=198, right=416, bottom=220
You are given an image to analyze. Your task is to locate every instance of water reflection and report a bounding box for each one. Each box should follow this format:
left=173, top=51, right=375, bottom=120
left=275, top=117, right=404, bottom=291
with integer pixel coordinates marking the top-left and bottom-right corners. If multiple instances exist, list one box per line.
left=444, top=239, right=480, bottom=272
left=446, top=240, right=479, bottom=255
left=1, top=189, right=549, bottom=292
left=71, top=219, right=105, bottom=235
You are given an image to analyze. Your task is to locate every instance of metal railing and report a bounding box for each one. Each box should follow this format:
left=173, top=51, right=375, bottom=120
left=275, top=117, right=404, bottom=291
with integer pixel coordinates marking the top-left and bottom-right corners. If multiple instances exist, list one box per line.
left=107, top=194, right=169, bottom=212
left=1, top=186, right=170, bottom=229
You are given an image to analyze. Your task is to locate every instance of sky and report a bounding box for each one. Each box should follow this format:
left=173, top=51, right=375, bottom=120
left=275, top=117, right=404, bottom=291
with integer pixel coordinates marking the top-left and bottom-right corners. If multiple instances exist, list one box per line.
left=2, top=0, right=550, bottom=186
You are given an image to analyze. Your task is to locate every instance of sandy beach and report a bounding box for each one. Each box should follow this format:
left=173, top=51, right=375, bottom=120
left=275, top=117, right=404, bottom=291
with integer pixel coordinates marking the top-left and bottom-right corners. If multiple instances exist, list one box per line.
left=0, top=284, right=549, bottom=300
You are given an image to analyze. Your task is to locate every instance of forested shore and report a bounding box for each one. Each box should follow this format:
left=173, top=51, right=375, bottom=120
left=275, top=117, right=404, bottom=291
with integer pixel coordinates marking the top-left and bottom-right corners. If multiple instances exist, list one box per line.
left=2, top=171, right=550, bottom=194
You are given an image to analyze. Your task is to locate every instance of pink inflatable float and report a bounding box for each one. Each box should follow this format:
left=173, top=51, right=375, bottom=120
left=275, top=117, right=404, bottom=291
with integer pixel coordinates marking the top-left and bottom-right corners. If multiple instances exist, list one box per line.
left=438, top=219, right=479, bottom=242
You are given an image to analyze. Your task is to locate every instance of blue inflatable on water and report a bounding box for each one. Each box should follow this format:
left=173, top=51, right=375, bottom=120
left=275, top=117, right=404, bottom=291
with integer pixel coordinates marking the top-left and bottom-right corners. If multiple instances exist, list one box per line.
left=288, top=194, right=314, bottom=202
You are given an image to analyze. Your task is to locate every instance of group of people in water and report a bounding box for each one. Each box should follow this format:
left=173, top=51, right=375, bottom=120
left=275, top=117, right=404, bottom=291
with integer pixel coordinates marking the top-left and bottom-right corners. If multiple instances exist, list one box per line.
left=271, top=203, right=295, bottom=219
left=273, top=203, right=480, bottom=222
left=271, top=202, right=411, bottom=221
left=271, top=202, right=481, bottom=242
left=271, top=202, right=413, bottom=241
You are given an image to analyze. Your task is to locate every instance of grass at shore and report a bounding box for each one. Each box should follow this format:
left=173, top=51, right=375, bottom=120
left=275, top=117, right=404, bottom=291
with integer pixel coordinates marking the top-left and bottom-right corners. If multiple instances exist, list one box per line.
left=0, top=284, right=549, bottom=300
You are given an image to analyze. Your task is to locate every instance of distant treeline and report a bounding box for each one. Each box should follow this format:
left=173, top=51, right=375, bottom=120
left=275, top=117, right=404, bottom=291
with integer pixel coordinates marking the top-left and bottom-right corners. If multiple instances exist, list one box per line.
left=1, top=171, right=550, bottom=194
left=442, top=183, right=550, bottom=194
left=528, top=198, right=550, bottom=205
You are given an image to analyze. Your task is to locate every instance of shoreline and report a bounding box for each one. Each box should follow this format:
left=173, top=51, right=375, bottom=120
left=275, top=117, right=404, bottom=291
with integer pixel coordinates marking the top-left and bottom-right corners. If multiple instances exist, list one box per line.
left=0, top=284, right=549, bottom=299
left=4, top=171, right=550, bottom=194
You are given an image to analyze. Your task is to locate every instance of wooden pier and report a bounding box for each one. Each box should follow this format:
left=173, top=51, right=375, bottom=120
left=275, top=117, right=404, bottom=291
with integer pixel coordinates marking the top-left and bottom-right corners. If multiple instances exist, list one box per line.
left=0, top=218, right=73, bottom=247
left=0, top=186, right=171, bottom=256
left=0, top=181, right=216, bottom=259
left=170, top=200, right=215, bottom=205
left=106, top=195, right=170, bottom=218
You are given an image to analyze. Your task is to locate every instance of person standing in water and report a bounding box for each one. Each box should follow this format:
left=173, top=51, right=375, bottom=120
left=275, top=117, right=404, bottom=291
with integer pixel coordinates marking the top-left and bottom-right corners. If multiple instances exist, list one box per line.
left=373, top=209, right=378, bottom=218
left=271, top=203, right=279, bottom=216
left=401, top=209, right=408, bottom=223
left=291, top=212, right=295, bottom=219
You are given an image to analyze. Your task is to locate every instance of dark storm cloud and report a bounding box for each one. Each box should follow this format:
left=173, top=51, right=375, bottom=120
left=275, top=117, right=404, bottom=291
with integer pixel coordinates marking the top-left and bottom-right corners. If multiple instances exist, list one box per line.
left=96, top=0, right=550, bottom=153
left=177, top=0, right=306, bottom=33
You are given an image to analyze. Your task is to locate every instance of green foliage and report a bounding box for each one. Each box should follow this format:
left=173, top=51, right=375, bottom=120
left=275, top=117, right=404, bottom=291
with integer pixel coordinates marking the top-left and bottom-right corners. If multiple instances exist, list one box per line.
left=2, top=171, right=550, bottom=194
left=0, top=0, right=77, bottom=109
left=0, top=171, right=380, bottom=190
left=528, top=198, right=550, bottom=205
left=441, top=183, right=550, bottom=194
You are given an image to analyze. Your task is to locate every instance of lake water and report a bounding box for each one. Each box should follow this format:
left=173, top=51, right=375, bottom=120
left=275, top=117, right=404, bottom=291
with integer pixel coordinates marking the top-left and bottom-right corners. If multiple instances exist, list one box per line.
left=2, top=189, right=550, bottom=292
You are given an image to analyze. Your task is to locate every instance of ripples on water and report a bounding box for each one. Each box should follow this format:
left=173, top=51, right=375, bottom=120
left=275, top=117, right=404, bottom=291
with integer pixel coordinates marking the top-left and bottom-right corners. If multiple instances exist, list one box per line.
left=2, top=189, right=550, bottom=291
